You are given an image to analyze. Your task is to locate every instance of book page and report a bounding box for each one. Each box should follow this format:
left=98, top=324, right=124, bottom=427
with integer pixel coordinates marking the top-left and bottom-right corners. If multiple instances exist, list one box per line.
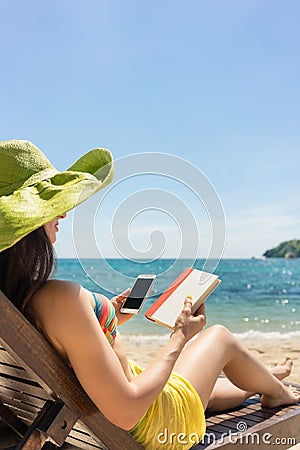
left=151, top=270, right=219, bottom=328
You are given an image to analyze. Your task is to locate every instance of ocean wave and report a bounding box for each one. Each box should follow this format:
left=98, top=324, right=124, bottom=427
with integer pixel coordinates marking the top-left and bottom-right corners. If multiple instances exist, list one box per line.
left=122, top=334, right=169, bottom=342
left=233, top=330, right=300, bottom=340
left=122, top=329, right=300, bottom=343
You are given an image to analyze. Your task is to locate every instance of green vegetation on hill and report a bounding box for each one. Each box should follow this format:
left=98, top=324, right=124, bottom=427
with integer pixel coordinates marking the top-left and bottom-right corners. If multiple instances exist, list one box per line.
left=263, top=239, right=300, bottom=258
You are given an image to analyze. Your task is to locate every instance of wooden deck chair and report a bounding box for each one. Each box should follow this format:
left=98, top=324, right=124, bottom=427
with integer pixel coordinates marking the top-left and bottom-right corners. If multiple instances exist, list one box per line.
left=0, top=289, right=142, bottom=449
left=194, top=389, right=300, bottom=449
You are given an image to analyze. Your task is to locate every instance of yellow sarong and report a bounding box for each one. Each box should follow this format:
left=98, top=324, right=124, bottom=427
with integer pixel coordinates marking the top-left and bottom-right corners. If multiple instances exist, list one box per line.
left=128, top=360, right=206, bottom=450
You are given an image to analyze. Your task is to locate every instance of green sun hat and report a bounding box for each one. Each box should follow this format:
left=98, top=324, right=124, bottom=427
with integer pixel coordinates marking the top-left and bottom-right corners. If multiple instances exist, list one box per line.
left=0, top=140, right=114, bottom=252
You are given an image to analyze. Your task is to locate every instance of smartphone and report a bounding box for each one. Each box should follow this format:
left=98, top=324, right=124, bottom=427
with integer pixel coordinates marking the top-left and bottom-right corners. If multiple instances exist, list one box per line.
left=120, top=274, right=156, bottom=314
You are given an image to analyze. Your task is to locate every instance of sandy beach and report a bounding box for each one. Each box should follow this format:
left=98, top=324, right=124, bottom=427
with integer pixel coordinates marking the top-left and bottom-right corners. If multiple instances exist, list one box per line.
left=241, top=336, right=300, bottom=384
left=122, top=334, right=300, bottom=384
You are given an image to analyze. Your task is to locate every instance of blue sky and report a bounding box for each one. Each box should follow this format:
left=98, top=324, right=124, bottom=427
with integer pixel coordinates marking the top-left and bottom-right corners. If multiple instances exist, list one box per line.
left=1, top=0, right=299, bottom=258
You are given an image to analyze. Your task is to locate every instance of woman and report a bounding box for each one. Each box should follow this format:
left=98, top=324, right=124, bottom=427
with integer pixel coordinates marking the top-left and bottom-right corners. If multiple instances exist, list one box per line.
left=0, top=140, right=299, bottom=450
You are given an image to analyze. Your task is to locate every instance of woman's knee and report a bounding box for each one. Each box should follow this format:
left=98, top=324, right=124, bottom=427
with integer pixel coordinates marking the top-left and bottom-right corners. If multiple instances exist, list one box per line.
left=206, top=324, right=231, bottom=335
left=204, top=324, right=237, bottom=346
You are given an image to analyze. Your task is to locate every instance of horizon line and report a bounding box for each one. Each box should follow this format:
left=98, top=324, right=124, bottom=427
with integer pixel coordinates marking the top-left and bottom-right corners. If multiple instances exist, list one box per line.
left=55, top=256, right=279, bottom=260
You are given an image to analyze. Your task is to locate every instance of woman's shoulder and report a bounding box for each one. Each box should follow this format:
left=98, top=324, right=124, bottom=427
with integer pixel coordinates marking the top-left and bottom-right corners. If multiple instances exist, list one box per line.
left=30, top=279, right=95, bottom=364
left=32, top=279, right=93, bottom=313
left=40, top=279, right=80, bottom=296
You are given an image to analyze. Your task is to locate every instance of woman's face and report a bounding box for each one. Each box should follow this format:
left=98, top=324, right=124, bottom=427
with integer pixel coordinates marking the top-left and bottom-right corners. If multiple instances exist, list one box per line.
left=44, top=213, right=67, bottom=244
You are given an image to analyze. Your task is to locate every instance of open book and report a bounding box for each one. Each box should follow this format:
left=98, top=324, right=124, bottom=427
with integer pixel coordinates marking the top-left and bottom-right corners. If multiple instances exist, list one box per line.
left=145, top=267, right=221, bottom=329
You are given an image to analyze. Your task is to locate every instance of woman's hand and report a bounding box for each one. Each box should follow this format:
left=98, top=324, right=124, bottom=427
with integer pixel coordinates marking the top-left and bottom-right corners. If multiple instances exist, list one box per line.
left=172, top=296, right=206, bottom=343
left=111, top=288, right=133, bottom=325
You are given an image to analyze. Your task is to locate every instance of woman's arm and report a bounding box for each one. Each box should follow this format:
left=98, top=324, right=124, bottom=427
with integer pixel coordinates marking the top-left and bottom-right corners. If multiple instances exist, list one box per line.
left=36, top=280, right=205, bottom=430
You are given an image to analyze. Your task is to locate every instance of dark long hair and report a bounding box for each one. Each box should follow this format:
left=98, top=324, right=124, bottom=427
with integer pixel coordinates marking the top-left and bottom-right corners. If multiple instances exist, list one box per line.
left=0, top=226, right=57, bottom=314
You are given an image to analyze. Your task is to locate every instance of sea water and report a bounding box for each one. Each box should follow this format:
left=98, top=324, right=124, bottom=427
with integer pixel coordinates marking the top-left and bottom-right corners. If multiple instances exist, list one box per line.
left=55, top=258, right=300, bottom=339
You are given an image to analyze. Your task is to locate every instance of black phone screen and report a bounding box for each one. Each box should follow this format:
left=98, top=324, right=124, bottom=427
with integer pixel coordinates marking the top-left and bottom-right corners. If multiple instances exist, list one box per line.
left=123, top=278, right=154, bottom=309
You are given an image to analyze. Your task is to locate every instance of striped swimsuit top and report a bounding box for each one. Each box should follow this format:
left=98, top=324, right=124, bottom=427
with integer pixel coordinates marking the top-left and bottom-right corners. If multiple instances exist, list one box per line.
left=92, top=292, right=118, bottom=346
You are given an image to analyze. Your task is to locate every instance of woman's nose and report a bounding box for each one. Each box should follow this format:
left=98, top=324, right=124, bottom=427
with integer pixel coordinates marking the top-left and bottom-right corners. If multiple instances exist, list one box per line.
left=58, top=213, right=67, bottom=219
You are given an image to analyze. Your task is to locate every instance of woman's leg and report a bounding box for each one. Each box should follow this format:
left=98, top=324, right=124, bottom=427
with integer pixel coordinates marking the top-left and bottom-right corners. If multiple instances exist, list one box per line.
left=206, top=377, right=254, bottom=412
left=206, top=357, right=294, bottom=412
left=173, top=325, right=300, bottom=410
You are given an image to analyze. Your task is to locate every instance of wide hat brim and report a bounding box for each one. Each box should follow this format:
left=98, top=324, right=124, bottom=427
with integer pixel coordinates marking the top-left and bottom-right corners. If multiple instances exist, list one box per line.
left=0, top=146, right=114, bottom=252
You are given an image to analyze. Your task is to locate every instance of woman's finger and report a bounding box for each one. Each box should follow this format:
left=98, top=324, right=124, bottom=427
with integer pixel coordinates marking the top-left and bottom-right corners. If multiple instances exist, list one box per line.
left=118, top=288, right=131, bottom=299
left=182, top=295, right=193, bottom=315
left=112, top=288, right=131, bottom=304
left=192, top=313, right=206, bottom=325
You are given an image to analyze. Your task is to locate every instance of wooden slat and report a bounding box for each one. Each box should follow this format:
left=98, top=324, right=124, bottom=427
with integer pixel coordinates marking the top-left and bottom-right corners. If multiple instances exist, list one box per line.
left=206, top=424, right=234, bottom=434
left=14, top=415, right=31, bottom=427
left=2, top=403, right=37, bottom=422
left=0, top=363, right=44, bottom=384
left=65, top=436, right=104, bottom=450
left=222, top=415, right=260, bottom=426
left=1, top=396, right=40, bottom=416
left=0, top=375, right=52, bottom=400
left=0, top=385, right=45, bottom=408
left=0, top=347, right=19, bottom=363
left=68, top=421, right=109, bottom=449
left=0, top=348, right=41, bottom=376
left=66, top=432, right=105, bottom=449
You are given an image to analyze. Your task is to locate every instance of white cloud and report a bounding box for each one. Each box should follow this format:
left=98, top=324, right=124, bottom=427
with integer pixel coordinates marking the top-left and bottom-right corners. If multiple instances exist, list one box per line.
left=54, top=201, right=299, bottom=260
left=224, top=205, right=300, bottom=258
